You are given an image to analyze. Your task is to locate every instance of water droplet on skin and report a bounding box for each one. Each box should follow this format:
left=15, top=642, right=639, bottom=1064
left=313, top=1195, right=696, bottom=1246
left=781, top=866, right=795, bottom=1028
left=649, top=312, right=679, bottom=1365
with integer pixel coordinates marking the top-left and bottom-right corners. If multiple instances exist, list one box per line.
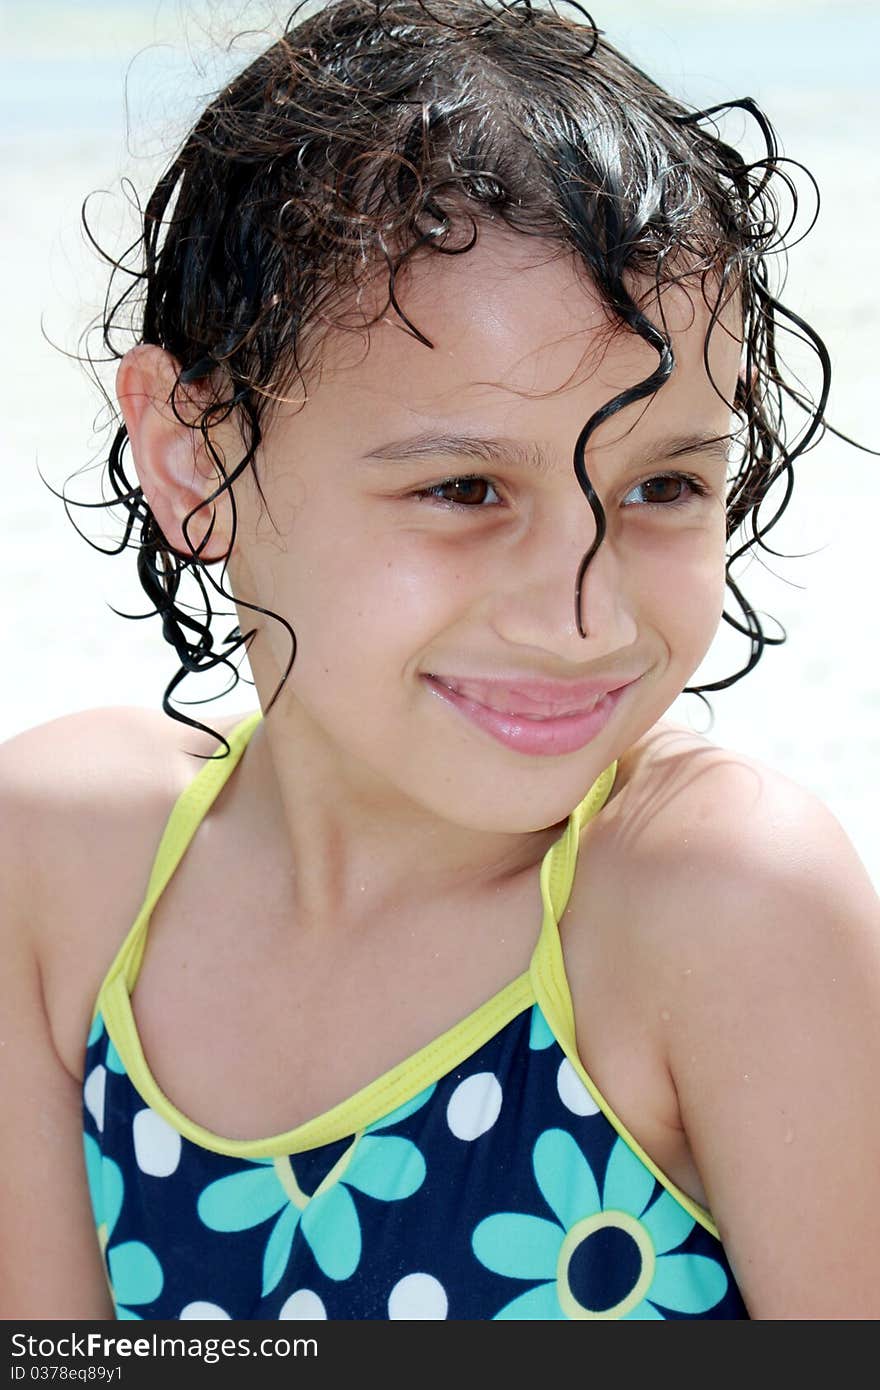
left=743, top=1073, right=750, bottom=1082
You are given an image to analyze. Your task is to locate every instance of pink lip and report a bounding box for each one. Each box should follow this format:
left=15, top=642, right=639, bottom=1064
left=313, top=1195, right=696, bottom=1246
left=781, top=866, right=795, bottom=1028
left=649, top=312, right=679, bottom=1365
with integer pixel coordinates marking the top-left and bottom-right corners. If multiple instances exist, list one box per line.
left=422, top=674, right=639, bottom=756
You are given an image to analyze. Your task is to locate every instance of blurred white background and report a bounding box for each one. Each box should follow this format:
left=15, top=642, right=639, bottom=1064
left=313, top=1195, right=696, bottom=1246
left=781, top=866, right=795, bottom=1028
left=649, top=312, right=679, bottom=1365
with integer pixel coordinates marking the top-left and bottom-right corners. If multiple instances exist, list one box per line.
left=1, top=0, right=877, bottom=884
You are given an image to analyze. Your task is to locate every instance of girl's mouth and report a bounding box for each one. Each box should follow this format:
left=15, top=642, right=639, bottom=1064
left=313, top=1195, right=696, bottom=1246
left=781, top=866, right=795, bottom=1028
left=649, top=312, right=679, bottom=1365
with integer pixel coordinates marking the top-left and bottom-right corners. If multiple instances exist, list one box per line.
left=422, top=674, right=639, bottom=756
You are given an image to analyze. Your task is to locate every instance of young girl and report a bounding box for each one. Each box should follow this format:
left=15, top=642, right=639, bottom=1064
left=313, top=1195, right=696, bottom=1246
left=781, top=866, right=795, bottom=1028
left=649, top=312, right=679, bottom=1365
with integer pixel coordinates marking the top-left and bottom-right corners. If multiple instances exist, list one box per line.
left=3, top=0, right=879, bottom=1322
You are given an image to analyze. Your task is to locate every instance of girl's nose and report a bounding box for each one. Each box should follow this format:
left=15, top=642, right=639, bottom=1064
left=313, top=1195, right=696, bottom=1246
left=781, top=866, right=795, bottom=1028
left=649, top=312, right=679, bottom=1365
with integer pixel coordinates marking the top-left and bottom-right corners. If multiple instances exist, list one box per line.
left=487, top=510, right=638, bottom=661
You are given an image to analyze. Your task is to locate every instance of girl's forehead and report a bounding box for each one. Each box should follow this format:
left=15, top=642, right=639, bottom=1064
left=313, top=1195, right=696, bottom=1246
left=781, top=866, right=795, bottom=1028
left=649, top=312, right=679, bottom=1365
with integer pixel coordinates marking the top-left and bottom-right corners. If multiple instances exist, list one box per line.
left=294, top=229, right=741, bottom=433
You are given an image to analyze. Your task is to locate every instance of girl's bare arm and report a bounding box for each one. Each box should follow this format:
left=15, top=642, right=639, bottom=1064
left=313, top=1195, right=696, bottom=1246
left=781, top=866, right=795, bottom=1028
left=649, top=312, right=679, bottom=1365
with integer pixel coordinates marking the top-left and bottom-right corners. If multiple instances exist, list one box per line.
left=647, top=759, right=880, bottom=1318
left=0, top=731, right=116, bottom=1319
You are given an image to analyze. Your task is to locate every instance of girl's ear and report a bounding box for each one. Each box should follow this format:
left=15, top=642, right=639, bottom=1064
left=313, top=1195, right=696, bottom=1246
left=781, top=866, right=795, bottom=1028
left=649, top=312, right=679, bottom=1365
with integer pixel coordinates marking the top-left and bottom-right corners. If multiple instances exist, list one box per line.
left=738, top=344, right=758, bottom=393
left=115, top=344, right=234, bottom=562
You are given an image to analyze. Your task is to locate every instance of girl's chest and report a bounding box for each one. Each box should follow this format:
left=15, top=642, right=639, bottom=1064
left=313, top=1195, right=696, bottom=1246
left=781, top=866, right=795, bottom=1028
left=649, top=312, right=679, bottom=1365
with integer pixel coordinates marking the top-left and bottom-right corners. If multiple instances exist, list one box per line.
left=116, top=844, right=703, bottom=1216
left=124, top=856, right=546, bottom=1140
left=52, top=793, right=699, bottom=1208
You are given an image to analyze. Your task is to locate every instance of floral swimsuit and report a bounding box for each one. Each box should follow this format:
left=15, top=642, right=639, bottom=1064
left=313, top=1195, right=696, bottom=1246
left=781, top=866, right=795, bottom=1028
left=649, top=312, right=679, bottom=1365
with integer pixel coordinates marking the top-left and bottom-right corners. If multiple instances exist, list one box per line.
left=82, top=710, right=747, bottom=1320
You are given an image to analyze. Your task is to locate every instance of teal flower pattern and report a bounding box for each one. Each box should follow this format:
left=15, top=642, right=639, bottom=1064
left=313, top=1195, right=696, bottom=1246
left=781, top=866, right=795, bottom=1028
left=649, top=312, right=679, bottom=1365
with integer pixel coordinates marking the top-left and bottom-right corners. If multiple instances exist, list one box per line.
left=472, top=1129, right=728, bottom=1319
left=197, top=1084, right=435, bottom=1294
left=528, top=1004, right=555, bottom=1051
left=83, top=1133, right=164, bottom=1319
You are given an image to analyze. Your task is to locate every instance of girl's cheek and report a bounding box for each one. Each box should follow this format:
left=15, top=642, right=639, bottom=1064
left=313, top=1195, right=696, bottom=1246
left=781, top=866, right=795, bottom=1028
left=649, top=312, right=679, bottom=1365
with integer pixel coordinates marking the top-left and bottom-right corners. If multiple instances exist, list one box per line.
left=673, top=552, right=728, bottom=648
left=338, top=522, right=481, bottom=601
left=632, top=533, right=726, bottom=630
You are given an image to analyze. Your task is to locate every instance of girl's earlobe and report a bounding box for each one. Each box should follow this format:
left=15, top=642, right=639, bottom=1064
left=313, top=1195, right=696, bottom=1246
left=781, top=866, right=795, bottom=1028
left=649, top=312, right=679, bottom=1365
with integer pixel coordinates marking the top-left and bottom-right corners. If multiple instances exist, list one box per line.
left=115, top=344, right=233, bottom=563
left=738, top=345, right=759, bottom=393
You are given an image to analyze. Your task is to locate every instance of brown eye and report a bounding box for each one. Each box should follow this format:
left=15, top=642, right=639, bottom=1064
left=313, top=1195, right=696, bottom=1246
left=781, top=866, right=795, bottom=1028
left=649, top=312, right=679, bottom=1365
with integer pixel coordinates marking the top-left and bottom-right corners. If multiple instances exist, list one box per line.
left=420, top=476, right=499, bottom=506
left=639, top=475, right=684, bottom=504
left=621, top=473, right=707, bottom=508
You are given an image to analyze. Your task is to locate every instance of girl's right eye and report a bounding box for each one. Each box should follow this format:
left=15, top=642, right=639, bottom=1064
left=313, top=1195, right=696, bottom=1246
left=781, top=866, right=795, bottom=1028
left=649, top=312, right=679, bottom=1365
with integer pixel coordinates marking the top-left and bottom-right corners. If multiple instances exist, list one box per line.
left=414, top=476, right=501, bottom=508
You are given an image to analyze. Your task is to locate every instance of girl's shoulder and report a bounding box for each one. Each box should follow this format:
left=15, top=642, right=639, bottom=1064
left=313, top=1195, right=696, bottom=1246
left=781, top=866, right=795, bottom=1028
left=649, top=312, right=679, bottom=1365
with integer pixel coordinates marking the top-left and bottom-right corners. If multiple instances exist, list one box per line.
left=577, top=717, right=876, bottom=958
left=0, top=704, right=248, bottom=1081
left=567, top=714, right=877, bottom=1092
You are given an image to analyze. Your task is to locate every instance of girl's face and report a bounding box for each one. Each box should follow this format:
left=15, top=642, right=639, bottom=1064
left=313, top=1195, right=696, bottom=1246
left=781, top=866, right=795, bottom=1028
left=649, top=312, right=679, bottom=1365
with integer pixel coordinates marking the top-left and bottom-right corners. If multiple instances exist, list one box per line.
left=227, top=230, right=741, bottom=833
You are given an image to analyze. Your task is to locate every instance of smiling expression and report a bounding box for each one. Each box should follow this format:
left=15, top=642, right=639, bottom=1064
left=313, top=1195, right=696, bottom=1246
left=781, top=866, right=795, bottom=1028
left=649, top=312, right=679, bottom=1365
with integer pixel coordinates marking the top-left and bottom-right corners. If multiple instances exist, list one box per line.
left=222, top=230, right=741, bottom=833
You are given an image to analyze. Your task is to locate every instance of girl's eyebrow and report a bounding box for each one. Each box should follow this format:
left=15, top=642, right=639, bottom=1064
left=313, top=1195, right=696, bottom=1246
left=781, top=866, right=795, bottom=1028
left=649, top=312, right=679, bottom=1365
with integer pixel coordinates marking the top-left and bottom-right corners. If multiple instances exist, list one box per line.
left=359, top=431, right=732, bottom=472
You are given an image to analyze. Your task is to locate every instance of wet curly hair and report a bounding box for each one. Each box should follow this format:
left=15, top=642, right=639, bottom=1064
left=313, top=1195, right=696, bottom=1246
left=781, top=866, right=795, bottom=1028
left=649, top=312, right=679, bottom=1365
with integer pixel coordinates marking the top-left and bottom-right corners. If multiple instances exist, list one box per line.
left=73, top=0, right=833, bottom=755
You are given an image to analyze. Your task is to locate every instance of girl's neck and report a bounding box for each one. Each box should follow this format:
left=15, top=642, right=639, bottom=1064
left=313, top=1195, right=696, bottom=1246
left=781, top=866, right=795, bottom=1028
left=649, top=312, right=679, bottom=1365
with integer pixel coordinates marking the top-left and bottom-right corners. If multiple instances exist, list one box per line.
left=228, top=707, right=570, bottom=933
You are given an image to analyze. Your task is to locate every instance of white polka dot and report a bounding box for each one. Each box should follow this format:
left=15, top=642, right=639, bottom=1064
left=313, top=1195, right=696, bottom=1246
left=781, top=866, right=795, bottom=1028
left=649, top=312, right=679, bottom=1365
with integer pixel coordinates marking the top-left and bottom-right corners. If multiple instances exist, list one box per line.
left=557, top=1057, right=600, bottom=1116
left=133, top=1108, right=182, bottom=1177
left=83, top=1065, right=107, bottom=1132
left=179, top=1302, right=231, bottom=1319
left=278, top=1289, right=328, bottom=1320
left=388, top=1273, right=448, bottom=1320
left=446, top=1071, right=503, bottom=1140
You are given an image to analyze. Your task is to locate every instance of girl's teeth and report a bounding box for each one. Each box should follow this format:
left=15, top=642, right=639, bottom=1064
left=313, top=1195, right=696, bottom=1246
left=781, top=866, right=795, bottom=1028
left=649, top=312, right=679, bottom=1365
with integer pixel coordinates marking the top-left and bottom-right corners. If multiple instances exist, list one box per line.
left=447, top=682, right=603, bottom=718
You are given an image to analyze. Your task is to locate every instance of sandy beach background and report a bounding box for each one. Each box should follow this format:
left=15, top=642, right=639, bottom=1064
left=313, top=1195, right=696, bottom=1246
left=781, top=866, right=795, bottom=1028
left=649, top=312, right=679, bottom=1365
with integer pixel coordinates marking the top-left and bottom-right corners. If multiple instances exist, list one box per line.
left=2, top=0, right=877, bottom=886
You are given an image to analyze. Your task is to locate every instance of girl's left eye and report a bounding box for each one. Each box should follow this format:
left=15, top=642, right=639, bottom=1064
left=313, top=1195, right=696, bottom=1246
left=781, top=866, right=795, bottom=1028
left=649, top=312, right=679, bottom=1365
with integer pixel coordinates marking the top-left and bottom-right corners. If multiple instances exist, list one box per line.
left=415, top=476, right=501, bottom=508
left=621, top=473, right=709, bottom=508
